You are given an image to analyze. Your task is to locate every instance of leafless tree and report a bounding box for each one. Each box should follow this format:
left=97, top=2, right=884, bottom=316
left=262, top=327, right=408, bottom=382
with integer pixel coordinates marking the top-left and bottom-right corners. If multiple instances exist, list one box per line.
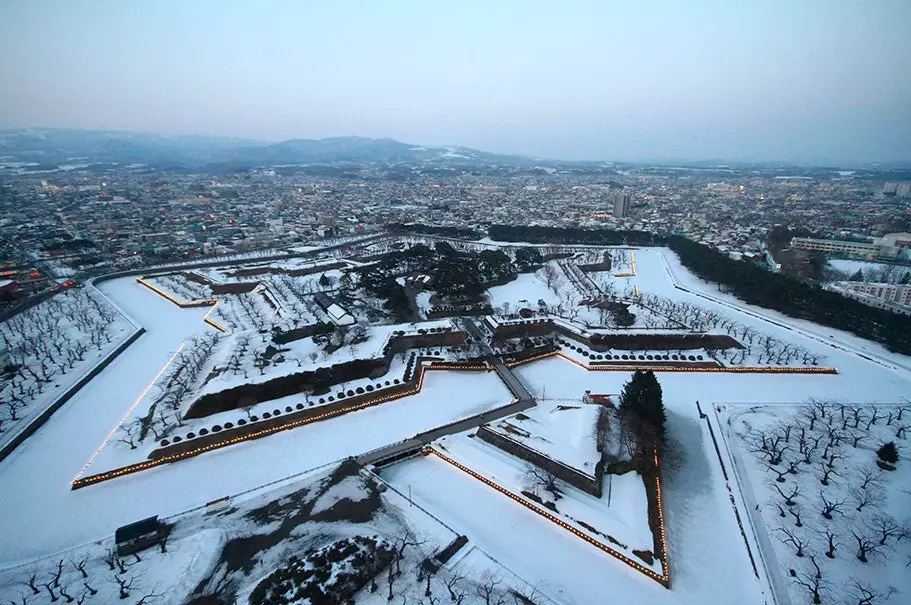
left=523, top=465, right=562, bottom=500
left=19, top=570, right=40, bottom=595
left=41, top=580, right=58, bottom=602
left=848, top=480, right=881, bottom=513
left=851, top=527, right=884, bottom=563
left=870, top=514, right=905, bottom=546
left=51, top=559, right=65, bottom=587
left=856, top=464, right=883, bottom=491
left=112, top=573, right=137, bottom=600
left=846, top=578, right=898, bottom=605
left=102, top=549, right=118, bottom=571
left=776, top=526, right=810, bottom=557
left=116, top=420, right=141, bottom=450
left=444, top=571, right=468, bottom=603
left=58, top=581, right=75, bottom=603
left=476, top=573, right=507, bottom=605
left=818, top=461, right=840, bottom=486
left=793, top=556, right=827, bottom=605
left=71, top=557, right=88, bottom=579
left=819, top=493, right=846, bottom=520
left=773, top=482, right=800, bottom=506
left=816, top=525, right=839, bottom=559
left=134, top=590, right=164, bottom=605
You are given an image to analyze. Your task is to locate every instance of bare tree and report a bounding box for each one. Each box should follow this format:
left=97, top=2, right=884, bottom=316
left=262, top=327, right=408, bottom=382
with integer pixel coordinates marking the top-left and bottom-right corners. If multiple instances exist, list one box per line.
left=773, top=482, right=800, bottom=506
left=817, top=525, right=839, bottom=559
left=856, top=464, right=883, bottom=491
left=523, top=465, right=562, bottom=501
left=793, top=556, right=827, bottom=605
left=19, top=570, right=41, bottom=595
left=819, top=493, right=846, bottom=520
left=851, top=527, right=883, bottom=563
left=113, top=573, right=136, bottom=600
left=846, top=578, right=897, bottom=605
left=134, top=590, right=165, bottom=605
left=444, top=571, right=468, bottom=603
left=476, top=573, right=507, bottom=605
left=102, top=549, right=118, bottom=571
left=850, top=485, right=882, bottom=512
left=870, top=514, right=905, bottom=546
left=776, top=526, right=810, bottom=557
left=71, top=557, right=88, bottom=579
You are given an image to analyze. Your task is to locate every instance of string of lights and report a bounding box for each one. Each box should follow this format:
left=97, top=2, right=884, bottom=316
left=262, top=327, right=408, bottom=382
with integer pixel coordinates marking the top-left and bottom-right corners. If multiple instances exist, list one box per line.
left=135, top=277, right=228, bottom=332
left=426, top=445, right=670, bottom=587
left=71, top=364, right=490, bottom=489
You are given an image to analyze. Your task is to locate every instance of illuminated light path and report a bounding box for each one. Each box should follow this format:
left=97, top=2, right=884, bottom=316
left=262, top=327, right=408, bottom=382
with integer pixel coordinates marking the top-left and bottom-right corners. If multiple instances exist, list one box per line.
left=425, top=446, right=671, bottom=587
left=508, top=349, right=838, bottom=374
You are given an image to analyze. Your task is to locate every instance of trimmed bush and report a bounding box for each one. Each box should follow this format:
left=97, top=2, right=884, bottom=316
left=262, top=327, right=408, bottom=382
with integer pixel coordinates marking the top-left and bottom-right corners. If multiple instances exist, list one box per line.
left=199, top=428, right=209, bottom=436
left=187, top=432, right=196, bottom=439
left=212, top=425, right=222, bottom=433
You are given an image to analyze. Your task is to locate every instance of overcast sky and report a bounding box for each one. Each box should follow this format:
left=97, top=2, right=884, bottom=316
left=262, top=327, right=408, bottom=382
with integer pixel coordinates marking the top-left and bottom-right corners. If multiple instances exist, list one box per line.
left=1, top=1, right=909, bottom=164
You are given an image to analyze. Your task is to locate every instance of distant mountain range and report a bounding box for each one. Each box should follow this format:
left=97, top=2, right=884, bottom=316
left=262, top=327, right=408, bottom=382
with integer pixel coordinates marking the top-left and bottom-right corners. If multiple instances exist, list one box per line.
left=2, top=128, right=908, bottom=173
left=0, top=128, right=540, bottom=168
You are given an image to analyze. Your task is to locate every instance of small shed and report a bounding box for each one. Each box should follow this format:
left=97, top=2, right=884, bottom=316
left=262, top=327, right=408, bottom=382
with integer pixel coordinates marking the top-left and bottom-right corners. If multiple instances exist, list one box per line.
left=582, top=390, right=615, bottom=407
left=115, top=516, right=165, bottom=555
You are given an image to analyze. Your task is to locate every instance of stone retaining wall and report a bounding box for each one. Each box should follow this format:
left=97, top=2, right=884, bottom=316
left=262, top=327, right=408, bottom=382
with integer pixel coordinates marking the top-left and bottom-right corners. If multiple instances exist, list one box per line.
left=476, top=425, right=603, bottom=497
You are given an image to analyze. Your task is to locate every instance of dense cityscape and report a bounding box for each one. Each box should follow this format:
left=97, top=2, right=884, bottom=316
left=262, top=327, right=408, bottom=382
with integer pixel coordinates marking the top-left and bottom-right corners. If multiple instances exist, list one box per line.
left=3, top=143, right=911, bottom=316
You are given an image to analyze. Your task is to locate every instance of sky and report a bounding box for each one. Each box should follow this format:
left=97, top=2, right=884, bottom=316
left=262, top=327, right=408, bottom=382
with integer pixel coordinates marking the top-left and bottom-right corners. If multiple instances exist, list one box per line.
left=1, top=0, right=910, bottom=164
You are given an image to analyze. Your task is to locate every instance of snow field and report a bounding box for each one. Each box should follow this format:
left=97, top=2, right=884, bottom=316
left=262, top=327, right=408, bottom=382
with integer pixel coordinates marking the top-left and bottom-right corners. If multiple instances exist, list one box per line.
left=0, top=286, right=135, bottom=453
left=725, top=403, right=910, bottom=605
left=433, top=431, right=658, bottom=571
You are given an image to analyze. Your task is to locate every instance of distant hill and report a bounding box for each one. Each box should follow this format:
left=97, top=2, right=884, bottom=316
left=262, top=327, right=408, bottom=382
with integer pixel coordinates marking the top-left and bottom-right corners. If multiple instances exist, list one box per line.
left=0, top=128, right=537, bottom=168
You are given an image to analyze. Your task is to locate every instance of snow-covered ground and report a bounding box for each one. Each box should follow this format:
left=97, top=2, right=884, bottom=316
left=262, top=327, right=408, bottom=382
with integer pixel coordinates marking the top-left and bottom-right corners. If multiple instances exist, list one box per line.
left=3, top=243, right=911, bottom=604
left=0, top=278, right=511, bottom=565
left=430, top=431, right=659, bottom=573
left=0, top=528, right=224, bottom=605
left=483, top=401, right=601, bottom=476
left=723, top=403, right=910, bottom=605
left=0, top=286, right=136, bottom=454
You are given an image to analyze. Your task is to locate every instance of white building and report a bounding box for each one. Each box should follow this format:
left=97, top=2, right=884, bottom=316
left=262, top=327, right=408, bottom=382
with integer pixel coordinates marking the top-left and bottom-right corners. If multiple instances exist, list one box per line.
left=828, top=281, right=911, bottom=315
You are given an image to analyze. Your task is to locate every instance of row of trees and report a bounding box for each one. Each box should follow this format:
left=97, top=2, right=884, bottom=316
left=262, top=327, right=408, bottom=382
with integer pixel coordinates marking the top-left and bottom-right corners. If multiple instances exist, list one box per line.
left=478, top=225, right=911, bottom=355
left=1, top=288, right=122, bottom=434
left=118, top=333, right=222, bottom=448
left=666, top=236, right=911, bottom=356
left=742, top=401, right=909, bottom=604
left=5, top=541, right=168, bottom=604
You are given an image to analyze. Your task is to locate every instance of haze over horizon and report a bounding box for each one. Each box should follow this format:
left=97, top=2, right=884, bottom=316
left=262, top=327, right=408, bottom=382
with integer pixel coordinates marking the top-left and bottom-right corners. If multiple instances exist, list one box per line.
left=1, top=0, right=910, bottom=165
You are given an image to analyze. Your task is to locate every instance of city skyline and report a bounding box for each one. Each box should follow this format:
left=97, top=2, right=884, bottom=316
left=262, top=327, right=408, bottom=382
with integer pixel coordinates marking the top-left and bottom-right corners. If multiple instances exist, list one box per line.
left=2, top=1, right=910, bottom=165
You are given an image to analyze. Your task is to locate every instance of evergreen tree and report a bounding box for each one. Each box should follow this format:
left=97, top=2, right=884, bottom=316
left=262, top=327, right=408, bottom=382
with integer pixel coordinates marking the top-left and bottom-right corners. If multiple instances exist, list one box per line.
left=900, top=271, right=911, bottom=285
left=514, top=247, right=543, bottom=271
left=877, top=441, right=899, bottom=464
left=337, top=271, right=354, bottom=305
left=619, top=370, right=666, bottom=441
left=850, top=268, right=864, bottom=282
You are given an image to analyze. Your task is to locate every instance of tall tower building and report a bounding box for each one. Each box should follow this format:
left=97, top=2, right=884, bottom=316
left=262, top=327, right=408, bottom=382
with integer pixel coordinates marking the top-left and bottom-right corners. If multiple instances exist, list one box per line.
left=613, top=193, right=631, bottom=218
